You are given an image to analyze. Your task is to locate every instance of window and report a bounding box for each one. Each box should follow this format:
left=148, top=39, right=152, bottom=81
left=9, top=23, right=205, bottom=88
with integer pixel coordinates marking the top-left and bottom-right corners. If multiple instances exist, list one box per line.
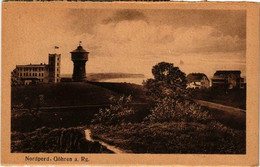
left=29, top=73, right=31, bottom=76
left=24, top=73, right=25, bottom=76
left=57, top=74, right=59, bottom=77
left=20, top=73, right=22, bottom=76
left=35, top=73, right=37, bottom=76
left=57, top=63, right=59, bottom=66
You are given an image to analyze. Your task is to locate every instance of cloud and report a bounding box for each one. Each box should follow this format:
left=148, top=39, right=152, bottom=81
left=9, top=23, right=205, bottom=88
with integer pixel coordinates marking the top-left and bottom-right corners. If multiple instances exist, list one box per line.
left=5, top=7, right=246, bottom=80
left=171, top=26, right=246, bottom=54
left=103, top=10, right=148, bottom=24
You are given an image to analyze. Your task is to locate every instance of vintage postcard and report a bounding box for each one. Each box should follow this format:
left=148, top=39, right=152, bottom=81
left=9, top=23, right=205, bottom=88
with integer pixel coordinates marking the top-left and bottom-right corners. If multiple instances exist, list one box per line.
left=1, top=2, right=259, bottom=166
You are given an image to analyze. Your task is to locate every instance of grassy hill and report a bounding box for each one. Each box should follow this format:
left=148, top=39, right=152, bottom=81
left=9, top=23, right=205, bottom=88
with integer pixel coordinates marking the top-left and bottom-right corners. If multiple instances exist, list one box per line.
left=11, top=82, right=148, bottom=132
left=12, top=82, right=146, bottom=108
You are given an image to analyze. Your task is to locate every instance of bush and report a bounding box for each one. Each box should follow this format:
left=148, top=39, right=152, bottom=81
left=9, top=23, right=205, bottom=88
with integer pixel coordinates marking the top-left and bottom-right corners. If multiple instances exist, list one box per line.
left=144, top=98, right=213, bottom=123
left=11, top=127, right=113, bottom=153
left=143, top=62, right=212, bottom=124
left=92, top=95, right=136, bottom=125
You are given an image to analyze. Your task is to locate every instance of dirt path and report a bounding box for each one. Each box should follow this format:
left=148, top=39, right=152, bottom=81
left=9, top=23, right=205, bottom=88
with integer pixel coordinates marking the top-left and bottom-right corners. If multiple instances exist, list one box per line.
left=14, top=103, right=147, bottom=112
left=195, top=100, right=246, bottom=114
left=84, top=129, right=126, bottom=154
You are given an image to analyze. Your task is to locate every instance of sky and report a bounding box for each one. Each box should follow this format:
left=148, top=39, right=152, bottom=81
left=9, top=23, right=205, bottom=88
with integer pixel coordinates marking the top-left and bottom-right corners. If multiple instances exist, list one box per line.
left=3, top=6, right=246, bottom=79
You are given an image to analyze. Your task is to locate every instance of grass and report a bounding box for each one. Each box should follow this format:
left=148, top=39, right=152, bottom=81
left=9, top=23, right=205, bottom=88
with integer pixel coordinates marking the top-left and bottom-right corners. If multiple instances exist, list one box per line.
left=191, top=88, right=246, bottom=110
left=12, top=82, right=146, bottom=108
left=12, top=82, right=117, bottom=108
left=91, top=122, right=245, bottom=154
left=11, top=126, right=113, bottom=153
left=11, top=82, right=149, bottom=132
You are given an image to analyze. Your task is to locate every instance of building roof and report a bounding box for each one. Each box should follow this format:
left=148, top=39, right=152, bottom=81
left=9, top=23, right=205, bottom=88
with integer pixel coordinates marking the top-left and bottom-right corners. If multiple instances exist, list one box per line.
left=212, top=75, right=226, bottom=80
left=186, top=73, right=209, bottom=83
left=214, top=70, right=241, bottom=75
left=71, top=45, right=89, bottom=53
left=16, top=63, right=47, bottom=67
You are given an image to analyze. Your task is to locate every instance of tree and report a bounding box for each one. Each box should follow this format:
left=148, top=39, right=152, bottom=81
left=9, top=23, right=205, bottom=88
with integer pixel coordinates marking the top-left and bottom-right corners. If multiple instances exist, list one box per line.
left=143, top=62, right=210, bottom=123
left=144, top=62, right=188, bottom=104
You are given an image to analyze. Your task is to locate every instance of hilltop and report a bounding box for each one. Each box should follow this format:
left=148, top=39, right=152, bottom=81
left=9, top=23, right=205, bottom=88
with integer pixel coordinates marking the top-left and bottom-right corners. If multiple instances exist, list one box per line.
left=61, top=73, right=145, bottom=82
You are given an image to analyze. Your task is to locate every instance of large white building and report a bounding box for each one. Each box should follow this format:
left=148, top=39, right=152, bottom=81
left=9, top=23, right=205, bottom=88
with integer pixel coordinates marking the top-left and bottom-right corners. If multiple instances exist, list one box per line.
left=11, top=53, right=61, bottom=86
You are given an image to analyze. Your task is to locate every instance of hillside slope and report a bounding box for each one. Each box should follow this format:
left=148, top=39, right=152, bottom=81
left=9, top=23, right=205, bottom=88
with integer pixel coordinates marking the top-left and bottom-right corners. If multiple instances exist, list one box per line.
left=11, top=82, right=146, bottom=108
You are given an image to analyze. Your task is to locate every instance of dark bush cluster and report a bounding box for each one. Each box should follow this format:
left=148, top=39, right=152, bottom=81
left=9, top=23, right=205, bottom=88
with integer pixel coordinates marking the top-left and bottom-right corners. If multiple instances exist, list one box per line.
left=144, top=98, right=213, bottom=123
left=143, top=62, right=213, bottom=124
left=92, top=95, right=136, bottom=125
left=11, top=127, right=113, bottom=153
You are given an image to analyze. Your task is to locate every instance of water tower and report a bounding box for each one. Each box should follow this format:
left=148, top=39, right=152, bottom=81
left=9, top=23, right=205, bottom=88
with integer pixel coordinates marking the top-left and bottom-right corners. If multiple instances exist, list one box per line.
left=71, top=42, right=89, bottom=82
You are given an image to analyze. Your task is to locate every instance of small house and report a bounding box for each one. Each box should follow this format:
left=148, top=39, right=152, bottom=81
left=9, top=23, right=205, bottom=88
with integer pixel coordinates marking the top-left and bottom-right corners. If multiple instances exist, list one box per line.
left=211, top=70, right=244, bottom=89
left=186, top=73, right=210, bottom=89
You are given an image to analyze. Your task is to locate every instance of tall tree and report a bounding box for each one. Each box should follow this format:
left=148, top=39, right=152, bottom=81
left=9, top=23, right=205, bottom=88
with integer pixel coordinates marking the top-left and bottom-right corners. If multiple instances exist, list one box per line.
left=144, top=62, right=188, bottom=104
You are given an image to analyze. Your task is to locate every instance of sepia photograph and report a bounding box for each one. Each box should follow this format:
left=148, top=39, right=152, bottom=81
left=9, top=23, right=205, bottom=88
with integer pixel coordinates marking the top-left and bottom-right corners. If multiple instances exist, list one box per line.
left=1, top=2, right=259, bottom=166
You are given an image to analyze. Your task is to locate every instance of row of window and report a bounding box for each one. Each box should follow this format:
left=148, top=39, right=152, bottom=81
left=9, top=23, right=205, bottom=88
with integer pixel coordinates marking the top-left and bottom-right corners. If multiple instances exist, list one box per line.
left=20, top=73, right=44, bottom=77
left=17, top=67, right=45, bottom=72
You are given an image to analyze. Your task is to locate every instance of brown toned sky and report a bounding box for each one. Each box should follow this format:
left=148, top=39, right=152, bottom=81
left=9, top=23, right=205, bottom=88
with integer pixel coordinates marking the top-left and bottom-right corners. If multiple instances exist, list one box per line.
left=3, top=5, right=246, bottom=79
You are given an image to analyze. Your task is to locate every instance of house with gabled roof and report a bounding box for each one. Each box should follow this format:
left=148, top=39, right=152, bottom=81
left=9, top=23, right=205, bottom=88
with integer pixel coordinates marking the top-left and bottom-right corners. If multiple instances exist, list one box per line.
left=186, top=73, right=210, bottom=89
left=211, top=70, right=245, bottom=89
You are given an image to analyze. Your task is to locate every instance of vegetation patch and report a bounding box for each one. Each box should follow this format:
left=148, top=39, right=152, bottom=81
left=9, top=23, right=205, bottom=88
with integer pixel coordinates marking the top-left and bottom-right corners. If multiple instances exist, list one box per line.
left=91, top=122, right=245, bottom=154
left=11, top=127, right=113, bottom=153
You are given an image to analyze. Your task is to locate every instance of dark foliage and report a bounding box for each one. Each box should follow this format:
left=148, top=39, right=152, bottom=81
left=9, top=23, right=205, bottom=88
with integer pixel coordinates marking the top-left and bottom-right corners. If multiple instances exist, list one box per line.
left=144, top=62, right=188, bottom=103
left=11, top=127, right=113, bottom=153
left=143, top=62, right=213, bottom=123
left=92, top=95, right=136, bottom=125
left=144, top=98, right=213, bottom=124
left=91, top=122, right=245, bottom=154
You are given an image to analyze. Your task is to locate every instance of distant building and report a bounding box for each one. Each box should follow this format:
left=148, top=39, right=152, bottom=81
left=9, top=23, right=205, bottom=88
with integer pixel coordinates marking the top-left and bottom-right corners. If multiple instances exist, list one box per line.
left=11, top=53, right=61, bottom=86
left=48, top=54, right=61, bottom=83
left=186, top=73, right=210, bottom=89
left=211, top=70, right=245, bottom=89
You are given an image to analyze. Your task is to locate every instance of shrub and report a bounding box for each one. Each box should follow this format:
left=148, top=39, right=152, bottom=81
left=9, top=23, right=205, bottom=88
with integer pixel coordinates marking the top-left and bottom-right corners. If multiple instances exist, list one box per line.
left=91, top=95, right=136, bottom=125
left=144, top=98, right=213, bottom=123
left=143, top=62, right=212, bottom=123
left=11, top=127, right=113, bottom=153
